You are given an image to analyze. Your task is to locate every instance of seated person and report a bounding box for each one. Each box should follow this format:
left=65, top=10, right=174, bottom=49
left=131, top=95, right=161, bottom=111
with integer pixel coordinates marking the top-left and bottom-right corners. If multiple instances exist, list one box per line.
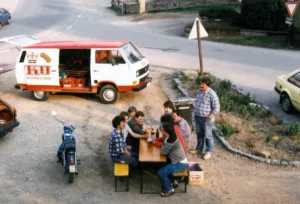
left=159, top=100, right=175, bottom=127
left=172, top=110, right=192, bottom=151
left=95, top=50, right=116, bottom=65
left=153, top=114, right=188, bottom=156
left=109, top=115, right=138, bottom=167
left=120, top=111, right=149, bottom=142
left=127, top=106, right=137, bottom=121
left=158, top=123, right=188, bottom=197
left=126, top=111, right=146, bottom=154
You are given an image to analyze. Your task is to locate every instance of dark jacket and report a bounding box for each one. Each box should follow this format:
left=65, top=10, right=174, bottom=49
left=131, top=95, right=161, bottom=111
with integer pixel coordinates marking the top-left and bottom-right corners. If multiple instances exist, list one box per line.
left=126, top=118, right=144, bottom=150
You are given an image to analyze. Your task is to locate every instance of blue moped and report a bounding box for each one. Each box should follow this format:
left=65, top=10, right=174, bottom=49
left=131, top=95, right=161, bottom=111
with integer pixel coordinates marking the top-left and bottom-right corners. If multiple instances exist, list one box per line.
left=52, top=111, right=80, bottom=183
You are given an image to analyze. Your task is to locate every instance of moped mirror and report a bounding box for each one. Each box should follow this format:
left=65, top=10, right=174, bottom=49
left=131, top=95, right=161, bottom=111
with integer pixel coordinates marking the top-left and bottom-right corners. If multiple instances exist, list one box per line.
left=51, top=111, right=57, bottom=116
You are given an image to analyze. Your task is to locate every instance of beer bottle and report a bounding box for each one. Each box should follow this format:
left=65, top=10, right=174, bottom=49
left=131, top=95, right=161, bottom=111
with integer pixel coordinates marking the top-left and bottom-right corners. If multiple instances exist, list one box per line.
left=156, top=128, right=159, bottom=138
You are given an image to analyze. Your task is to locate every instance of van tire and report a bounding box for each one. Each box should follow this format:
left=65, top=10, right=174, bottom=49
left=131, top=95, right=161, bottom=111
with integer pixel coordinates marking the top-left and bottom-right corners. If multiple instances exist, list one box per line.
left=98, top=85, right=119, bottom=104
left=31, top=91, right=49, bottom=101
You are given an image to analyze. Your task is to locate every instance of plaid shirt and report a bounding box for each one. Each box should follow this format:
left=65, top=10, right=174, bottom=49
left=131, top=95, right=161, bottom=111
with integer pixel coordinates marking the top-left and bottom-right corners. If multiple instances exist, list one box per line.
left=109, top=128, right=126, bottom=157
left=194, top=87, right=220, bottom=117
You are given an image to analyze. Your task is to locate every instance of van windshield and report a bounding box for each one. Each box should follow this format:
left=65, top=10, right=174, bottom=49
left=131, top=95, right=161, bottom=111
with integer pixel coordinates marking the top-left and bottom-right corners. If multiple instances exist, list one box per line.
left=121, top=43, right=143, bottom=64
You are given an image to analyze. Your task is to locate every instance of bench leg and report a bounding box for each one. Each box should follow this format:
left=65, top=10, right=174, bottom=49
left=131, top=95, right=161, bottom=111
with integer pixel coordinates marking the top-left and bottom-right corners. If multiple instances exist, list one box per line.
left=115, top=176, right=117, bottom=192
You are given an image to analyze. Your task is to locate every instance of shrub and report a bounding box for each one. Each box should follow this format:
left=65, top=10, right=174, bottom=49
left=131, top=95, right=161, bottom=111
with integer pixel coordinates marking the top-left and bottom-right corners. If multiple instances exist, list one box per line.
left=285, top=123, right=300, bottom=136
left=218, top=79, right=232, bottom=90
left=240, top=0, right=286, bottom=31
left=218, top=122, right=238, bottom=138
left=198, top=4, right=240, bottom=19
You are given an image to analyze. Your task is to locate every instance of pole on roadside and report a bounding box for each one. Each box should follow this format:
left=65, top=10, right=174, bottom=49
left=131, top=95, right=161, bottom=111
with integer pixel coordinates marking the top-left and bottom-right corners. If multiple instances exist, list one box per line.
left=196, top=20, right=204, bottom=76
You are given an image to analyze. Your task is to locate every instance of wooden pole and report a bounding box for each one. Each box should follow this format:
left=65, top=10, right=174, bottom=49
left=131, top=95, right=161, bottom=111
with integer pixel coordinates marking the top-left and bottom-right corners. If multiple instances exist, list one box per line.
left=196, top=20, right=204, bottom=76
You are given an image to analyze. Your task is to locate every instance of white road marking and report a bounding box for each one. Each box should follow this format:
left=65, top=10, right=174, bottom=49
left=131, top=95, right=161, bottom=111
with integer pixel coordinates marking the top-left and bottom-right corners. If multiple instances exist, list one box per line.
left=65, top=14, right=82, bottom=30
left=66, top=25, right=73, bottom=30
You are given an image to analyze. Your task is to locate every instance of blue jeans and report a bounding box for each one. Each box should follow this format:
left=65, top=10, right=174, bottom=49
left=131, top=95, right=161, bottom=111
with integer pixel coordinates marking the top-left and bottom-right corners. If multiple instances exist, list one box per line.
left=158, top=162, right=188, bottom=192
left=111, top=150, right=138, bottom=167
left=194, top=115, right=215, bottom=153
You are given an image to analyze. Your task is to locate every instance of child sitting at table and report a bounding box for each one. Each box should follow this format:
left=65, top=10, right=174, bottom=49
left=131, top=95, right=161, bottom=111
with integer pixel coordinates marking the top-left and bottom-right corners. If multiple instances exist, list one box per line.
left=157, top=123, right=188, bottom=197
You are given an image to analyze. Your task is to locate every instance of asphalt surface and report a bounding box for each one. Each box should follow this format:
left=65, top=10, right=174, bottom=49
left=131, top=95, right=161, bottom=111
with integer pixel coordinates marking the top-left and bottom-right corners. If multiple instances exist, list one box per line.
left=0, top=0, right=299, bottom=122
left=0, top=1, right=300, bottom=204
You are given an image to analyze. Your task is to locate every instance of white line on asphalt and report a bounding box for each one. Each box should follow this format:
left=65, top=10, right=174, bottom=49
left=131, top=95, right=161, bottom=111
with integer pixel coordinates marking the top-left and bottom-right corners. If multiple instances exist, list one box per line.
left=66, top=25, right=73, bottom=30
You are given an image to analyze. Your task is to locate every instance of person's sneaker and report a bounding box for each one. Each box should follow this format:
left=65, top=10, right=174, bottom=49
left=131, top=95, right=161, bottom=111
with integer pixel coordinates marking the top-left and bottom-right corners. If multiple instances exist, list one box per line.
left=161, top=189, right=175, bottom=197
left=203, top=152, right=212, bottom=160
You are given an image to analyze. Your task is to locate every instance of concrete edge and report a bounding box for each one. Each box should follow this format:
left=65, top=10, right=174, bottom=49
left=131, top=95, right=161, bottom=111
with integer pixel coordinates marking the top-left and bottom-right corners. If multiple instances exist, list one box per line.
left=160, top=70, right=300, bottom=167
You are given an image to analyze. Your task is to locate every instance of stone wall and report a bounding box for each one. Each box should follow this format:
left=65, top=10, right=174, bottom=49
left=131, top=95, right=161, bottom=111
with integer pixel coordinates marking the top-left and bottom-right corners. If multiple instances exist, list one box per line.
left=111, top=0, right=239, bottom=14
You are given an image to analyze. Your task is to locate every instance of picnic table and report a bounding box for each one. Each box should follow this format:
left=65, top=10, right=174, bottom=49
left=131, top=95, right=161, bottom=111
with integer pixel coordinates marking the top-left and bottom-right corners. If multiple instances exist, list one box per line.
left=139, top=138, right=166, bottom=194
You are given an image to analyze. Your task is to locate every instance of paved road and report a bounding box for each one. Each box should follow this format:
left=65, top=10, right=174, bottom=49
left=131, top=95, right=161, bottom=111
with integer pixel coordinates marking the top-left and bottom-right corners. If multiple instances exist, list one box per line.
left=0, top=0, right=299, bottom=123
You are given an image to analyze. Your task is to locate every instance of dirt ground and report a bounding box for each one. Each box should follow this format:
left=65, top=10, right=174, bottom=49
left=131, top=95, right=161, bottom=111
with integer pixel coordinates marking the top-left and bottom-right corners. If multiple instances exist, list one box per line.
left=180, top=75, right=300, bottom=161
left=0, top=68, right=300, bottom=204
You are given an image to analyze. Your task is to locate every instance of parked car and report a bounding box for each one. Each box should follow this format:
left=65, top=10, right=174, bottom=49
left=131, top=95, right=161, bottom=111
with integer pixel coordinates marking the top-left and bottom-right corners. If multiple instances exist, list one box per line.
left=0, top=8, right=11, bottom=29
left=0, top=98, right=19, bottom=137
left=274, top=68, right=300, bottom=113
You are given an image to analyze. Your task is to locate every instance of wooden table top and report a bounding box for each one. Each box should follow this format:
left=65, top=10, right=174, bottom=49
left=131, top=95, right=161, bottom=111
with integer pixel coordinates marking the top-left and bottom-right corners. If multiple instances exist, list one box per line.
left=139, top=138, right=167, bottom=162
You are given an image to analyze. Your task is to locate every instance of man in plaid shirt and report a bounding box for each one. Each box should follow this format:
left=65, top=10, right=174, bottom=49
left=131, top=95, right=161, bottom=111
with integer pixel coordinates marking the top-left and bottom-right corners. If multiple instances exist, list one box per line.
left=191, top=77, right=220, bottom=160
left=109, top=115, right=138, bottom=167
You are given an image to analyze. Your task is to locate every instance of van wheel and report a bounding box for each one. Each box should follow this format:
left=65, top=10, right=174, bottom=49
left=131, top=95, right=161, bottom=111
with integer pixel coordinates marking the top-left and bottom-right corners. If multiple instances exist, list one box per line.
left=98, top=85, right=119, bottom=104
left=7, top=18, right=11, bottom=25
left=281, top=94, right=294, bottom=114
left=31, top=91, right=49, bottom=101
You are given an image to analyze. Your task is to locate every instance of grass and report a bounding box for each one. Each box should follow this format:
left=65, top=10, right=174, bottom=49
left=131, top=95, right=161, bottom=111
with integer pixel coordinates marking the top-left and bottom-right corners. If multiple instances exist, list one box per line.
left=206, top=35, right=291, bottom=49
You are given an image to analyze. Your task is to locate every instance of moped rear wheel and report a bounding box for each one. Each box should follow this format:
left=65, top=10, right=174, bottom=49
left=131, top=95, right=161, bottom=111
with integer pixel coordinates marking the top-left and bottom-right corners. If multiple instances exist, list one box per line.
left=69, top=172, right=74, bottom=183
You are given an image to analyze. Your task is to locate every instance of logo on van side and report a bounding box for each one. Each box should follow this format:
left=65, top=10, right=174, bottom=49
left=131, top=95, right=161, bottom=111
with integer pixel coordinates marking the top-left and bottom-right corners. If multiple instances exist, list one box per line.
left=27, top=52, right=39, bottom=64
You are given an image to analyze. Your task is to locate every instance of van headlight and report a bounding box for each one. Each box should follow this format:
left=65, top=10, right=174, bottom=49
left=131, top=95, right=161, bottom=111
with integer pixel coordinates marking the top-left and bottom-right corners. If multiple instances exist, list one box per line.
left=136, top=70, right=140, bottom=77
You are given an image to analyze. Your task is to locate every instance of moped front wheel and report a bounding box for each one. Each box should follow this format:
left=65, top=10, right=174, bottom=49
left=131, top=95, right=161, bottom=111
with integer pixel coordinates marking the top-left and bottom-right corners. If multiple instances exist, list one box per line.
left=69, top=172, right=74, bottom=183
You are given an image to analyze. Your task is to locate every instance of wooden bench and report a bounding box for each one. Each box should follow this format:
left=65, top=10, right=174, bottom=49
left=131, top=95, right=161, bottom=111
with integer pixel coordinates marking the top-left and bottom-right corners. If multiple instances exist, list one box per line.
left=114, top=163, right=129, bottom=192
left=173, top=168, right=188, bottom=193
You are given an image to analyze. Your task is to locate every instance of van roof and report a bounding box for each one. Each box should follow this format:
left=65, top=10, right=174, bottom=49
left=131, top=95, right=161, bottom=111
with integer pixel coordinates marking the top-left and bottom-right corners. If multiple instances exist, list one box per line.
left=24, top=40, right=129, bottom=49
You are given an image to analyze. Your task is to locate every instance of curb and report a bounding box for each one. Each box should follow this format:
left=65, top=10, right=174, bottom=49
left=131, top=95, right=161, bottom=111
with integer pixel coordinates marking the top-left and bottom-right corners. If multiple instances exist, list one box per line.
left=163, top=71, right=300, bottom=167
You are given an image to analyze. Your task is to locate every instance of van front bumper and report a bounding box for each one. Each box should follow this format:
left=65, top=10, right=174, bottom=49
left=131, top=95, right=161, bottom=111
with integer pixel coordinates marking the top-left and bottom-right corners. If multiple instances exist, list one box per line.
left=132, top=77, right=152, bottom=92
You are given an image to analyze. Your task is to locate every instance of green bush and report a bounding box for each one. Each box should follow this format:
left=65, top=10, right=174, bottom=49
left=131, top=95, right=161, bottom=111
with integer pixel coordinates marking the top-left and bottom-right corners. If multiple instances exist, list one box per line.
left=285, top=123, right=300, bottom=136
left=240, top=0, right=286, bottom=31
left=198, top=4, right=240, bottom=19
left=218, top=122, right=238, bottom=138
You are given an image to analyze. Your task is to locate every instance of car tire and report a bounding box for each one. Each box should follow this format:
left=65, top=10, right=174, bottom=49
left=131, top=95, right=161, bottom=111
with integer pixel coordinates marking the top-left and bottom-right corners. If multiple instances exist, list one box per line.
left=281, top=94, right=294, bottom=114
left=98, top=84, right=119, bottom=104
left=7, top=18, right=11, bottom=25
left=31, top=91, right=49, bottom=101
left=0, top=23, right=2, bottom=29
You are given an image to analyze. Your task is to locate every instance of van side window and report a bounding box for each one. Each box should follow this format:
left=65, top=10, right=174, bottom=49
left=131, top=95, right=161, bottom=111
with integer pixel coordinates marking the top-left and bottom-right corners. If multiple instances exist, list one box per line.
left=95, top=50, right=115, bottom=65
left=19, top=51, right=26, bottom=63
left=111, top=50, right=126, bottom=64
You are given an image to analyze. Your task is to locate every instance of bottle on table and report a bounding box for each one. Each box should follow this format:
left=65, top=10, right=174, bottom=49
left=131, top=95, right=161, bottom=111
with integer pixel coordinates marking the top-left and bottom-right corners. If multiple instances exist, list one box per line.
left=156, top=128, right=159, bottom=138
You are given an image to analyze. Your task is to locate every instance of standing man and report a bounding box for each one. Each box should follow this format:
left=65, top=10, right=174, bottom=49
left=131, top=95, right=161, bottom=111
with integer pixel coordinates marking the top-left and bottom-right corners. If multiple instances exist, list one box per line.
left=192, top=77, right=220, bottom=160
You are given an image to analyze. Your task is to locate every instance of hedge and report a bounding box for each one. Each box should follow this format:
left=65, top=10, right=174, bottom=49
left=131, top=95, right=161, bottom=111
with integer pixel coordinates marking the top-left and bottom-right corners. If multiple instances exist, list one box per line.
left=240, top=0, right=286, bottom=31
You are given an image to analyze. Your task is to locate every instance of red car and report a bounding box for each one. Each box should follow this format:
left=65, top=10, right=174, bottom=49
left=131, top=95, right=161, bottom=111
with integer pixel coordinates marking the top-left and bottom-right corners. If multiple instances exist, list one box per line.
left=0, top=65, right=19, bottom=136
left=0, top=98, right=19, bottom=137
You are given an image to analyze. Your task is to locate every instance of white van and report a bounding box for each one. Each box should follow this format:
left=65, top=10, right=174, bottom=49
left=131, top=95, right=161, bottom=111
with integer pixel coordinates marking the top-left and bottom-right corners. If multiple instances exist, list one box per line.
left=0, top=35, right=152, bottom=104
